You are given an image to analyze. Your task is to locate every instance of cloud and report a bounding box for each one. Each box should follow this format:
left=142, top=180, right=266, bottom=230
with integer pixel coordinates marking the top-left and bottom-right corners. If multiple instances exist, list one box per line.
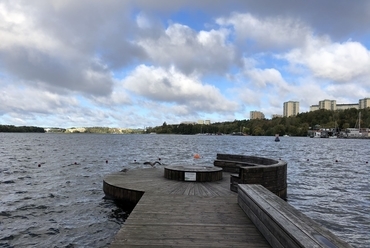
left=217, top=12, right=311, bottom=51
left=1, top=85, right=78, bottom=113
left=123, top=65, right=239, bottom=113
left=284, top=40, right=370, bottom=82
left=137, top=23, right=235, bottom=74
left=0, top=1, right=370, bottom=127
left=245, top=68, right=288, bottom=89
left=0, top=1, right=118, bottom=96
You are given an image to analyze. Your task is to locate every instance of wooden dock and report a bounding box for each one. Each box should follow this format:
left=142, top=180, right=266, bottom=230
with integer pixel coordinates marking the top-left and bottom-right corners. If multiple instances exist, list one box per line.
left=104, top=167, right=270, bottom=247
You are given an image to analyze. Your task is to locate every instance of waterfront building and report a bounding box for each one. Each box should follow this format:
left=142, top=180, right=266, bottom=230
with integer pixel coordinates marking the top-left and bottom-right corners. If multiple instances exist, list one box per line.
left=250, top=111, right=265, bottom=120
left=283, top=101, right=299, bottom=117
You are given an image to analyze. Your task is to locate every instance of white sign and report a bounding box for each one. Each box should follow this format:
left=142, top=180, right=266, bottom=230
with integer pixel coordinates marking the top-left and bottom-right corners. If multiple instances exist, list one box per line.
left=184, top=172, right=196, bottom=181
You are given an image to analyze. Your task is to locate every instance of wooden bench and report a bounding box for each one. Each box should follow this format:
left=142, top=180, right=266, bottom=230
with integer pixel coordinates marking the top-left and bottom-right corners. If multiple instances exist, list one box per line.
left=238, top=184, right=353, bottom=248
left=214, top=153, right=287, bottom=199
left=214, top=153, right=276, bottom=173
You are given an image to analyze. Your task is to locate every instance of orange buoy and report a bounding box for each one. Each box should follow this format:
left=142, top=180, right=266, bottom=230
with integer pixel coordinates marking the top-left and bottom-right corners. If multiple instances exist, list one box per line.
left=193, top=153, right=200, bottom=159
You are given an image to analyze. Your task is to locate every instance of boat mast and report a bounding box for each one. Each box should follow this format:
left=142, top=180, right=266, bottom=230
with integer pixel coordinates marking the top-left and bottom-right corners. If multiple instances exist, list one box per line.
left=359, top=111, right=361, bottom=132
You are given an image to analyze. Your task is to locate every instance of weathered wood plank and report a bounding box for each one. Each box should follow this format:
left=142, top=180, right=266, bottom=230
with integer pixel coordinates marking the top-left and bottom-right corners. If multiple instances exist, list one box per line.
left=104, top=168, right=235, bottom=198
left=110, top=193, right=270, bottom=247
left=238, top=184, right=353, bottom=248
left=104, top=165, right=350, bottom=248
left=104, top=168, right=271, bottom=247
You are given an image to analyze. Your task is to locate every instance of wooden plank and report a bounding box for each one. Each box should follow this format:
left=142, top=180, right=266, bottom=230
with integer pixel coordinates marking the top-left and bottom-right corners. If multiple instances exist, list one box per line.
left=104, top=168, right=235, bottom=198
left=238, top=188, right=298, bottom=248
left=241, top=185, right=348, bottom=246
left=110, top=193, right=270, bottom=247
left=104, top=166, right=350, bottom=248
left=238, top=185, right=353, bottom=248
left=104, top=168, right=271, bottom=247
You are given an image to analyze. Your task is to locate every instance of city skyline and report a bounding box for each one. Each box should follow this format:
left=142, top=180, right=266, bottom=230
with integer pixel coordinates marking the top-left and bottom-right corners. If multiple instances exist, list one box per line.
left=255, top=97, right=369, bottom=120
left=1, top=1, right=370, bottom=128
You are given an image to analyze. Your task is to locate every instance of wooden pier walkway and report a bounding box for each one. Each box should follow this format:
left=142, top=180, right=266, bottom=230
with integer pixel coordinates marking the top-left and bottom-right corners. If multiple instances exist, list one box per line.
left=105, top=167, right=270, bottom=247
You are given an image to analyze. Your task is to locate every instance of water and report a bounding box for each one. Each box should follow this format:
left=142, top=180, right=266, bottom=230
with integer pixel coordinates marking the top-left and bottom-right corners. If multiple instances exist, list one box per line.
left=0, top=133, right=369, bottom=247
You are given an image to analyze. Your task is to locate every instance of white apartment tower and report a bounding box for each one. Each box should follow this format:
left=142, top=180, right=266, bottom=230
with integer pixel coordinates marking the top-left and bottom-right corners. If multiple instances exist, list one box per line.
left=250, top=111, right=265, bottom=120
left=283, top=101, right=299, bottom=117
left=359, top=98, right=370, bottom=109
left=319, top=99, right=336, bottom=110
left=310, top=98, right=369, bottom=111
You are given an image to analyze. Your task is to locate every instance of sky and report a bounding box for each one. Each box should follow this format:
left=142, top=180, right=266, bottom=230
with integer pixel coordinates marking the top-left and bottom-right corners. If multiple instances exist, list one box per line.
left=1, top=0, right=370, bottom=128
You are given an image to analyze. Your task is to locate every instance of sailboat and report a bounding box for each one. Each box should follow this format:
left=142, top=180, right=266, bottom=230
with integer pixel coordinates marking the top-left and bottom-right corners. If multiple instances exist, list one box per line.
left=346, top=112, right=363, bottom=138
left=329, top=121, right=338, bottom=138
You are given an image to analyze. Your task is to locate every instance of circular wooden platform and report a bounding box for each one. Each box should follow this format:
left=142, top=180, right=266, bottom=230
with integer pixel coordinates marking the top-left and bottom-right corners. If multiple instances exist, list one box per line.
left=103, top=168, right=233, bottom=205
left=164, top=165, right=223, bottom=182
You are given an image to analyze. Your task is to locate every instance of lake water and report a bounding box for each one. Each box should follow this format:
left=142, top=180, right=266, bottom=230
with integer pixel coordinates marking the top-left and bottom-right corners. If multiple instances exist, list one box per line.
left=0, top=133, right=369, bottom=247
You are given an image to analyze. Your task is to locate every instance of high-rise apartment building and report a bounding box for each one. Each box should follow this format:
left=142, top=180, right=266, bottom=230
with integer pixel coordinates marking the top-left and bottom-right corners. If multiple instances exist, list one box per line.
left=359, top=98, right=370, bottom=109
left=310, top=105, right=319, bottom=111
left=250, top=111, right=265, bottom=120
left=310, top=98, right=370, bottom=111
left=283, top=101, right=299, bottom=117
left=319, top=99, right=336, bottom=110
left=198, top=120, right=211, bottom=125
left=336, top=104, right=358, bottom=110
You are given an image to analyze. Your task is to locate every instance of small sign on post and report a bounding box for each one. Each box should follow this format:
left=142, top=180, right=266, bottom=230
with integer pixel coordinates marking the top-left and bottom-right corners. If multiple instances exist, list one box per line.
left=184, top=172, right=196, bottom=181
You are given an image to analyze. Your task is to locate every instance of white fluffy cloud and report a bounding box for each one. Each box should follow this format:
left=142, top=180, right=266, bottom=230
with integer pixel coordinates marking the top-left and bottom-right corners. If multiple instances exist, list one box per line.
left=137, top=23, right=235, bottom=74
left=285, top=41, right=370, bottom=82
left=217, top=12, right=311, bottom=51
left=245, top=68, right=288, bottom=89
left=123, top=65, right=239, bottom=113
left=0, top=1, right=370, bottom=127
left=0, top=85, right=78, bottom=114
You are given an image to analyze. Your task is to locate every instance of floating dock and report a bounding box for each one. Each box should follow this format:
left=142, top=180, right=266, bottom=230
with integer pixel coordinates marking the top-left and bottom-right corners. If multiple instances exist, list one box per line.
left=103, top=162, right=353, bottom=248
left=104, top=167, right=270, bottom=247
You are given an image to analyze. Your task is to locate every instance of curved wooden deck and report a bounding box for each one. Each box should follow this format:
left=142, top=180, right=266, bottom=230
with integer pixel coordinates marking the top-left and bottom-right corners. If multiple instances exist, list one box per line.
left=104, top=167, right=232, bottom=198
left=104, top=167, right=271, bottom=248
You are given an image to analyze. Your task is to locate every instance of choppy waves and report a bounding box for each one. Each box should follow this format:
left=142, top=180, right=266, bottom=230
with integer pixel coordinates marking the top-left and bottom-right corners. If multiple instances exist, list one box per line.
left=0, top=133, right=369, bottom=247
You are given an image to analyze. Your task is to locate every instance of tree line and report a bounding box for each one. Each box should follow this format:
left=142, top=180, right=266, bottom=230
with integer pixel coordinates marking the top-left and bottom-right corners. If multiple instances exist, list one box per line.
left=1, top=108, right=368, bottom=135
left=0, top=125, right=45, bottom=133
left=145, top=108, right=370, bottom=136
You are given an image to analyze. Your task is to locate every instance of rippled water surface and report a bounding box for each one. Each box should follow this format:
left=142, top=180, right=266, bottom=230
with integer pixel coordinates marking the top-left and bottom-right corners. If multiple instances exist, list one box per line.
left=1, top=133, right=369, bottom=247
